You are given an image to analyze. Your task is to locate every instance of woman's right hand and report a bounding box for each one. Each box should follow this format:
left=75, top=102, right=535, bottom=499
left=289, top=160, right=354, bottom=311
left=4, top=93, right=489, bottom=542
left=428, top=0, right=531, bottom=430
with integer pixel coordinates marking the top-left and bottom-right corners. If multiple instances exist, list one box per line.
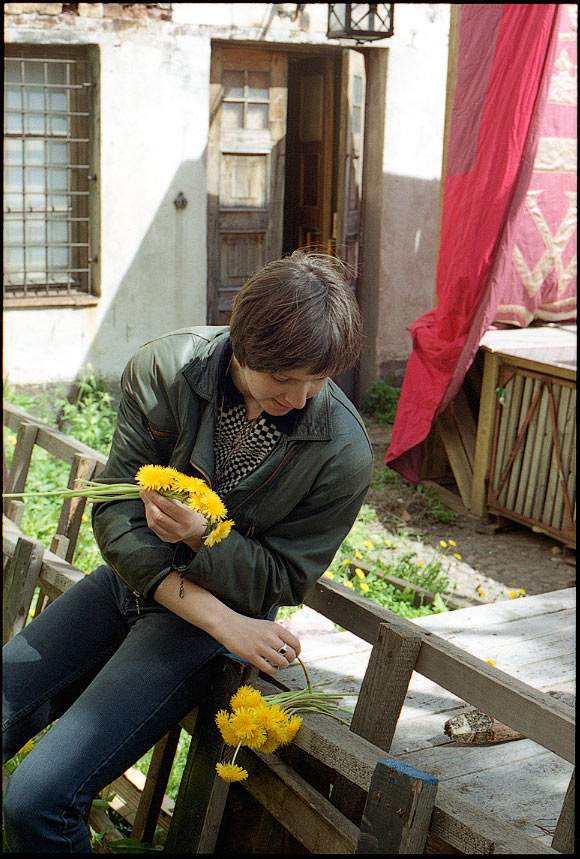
left=218, top=614, right=301, bottom=676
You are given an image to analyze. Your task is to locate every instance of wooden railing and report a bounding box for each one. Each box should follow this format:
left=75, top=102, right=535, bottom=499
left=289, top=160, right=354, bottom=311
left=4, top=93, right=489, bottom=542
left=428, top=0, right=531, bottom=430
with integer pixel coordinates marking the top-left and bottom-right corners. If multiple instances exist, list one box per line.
left=3, top=400, right=574, bottom=853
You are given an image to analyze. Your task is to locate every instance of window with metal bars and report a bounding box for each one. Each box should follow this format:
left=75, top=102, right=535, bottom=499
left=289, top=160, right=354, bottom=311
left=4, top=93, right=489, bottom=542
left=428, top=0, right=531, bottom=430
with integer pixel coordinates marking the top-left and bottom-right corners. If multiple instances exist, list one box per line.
left=4, top=46, right=98, bottom=304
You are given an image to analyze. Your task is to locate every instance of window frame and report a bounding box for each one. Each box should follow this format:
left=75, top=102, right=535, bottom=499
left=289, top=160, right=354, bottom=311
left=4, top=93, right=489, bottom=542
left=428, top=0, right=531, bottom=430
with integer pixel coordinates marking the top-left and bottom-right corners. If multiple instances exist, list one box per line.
left=4, top=44, right=100, bottom=307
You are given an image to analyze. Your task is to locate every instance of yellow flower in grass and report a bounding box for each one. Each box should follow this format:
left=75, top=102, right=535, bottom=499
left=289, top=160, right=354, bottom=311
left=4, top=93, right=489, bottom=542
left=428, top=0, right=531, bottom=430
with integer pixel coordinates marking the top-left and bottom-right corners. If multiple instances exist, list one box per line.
left=485, top=658, right=497, bottom=667
left=355, top=550, right=363, bottom=560
left=345, top=580, right=354, bottom=589
left=324, top=571, right=335, bottom=579
left=215, top=762, right=248, bottom=783
left=354, top=568, right=365, bottom=580
left=360, top=582, right=370, bottom=593
left=448, top=540, right=456, bottom=547
left=416, top=561, right=424, bottom=568
left=477, top=585, right=486, bottom=598
left=230, top=685, right=264, bottom=711
left=204, top=519, right=234, bottom=547
left=364, top=540, right=373, bottom=549
left=384, top=540, right=391, bottom=547
left=440, top=540, right=447, bottom=548
left=454, top=553, right=462, bottom=560
left=509, top=590, right=518, bottom=599
left=136, top=464, right=181, bottom=491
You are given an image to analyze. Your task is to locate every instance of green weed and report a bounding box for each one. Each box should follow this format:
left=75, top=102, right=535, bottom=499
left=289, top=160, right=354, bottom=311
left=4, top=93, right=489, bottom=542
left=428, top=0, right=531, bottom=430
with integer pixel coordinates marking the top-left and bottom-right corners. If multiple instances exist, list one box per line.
left=360, top=378, right=401, bottom=425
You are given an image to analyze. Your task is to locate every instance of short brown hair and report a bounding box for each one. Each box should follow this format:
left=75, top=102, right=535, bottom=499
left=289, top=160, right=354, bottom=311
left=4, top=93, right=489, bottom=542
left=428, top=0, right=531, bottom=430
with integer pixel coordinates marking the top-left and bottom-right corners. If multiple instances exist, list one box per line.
left=229, top=251, right=362, bottom=376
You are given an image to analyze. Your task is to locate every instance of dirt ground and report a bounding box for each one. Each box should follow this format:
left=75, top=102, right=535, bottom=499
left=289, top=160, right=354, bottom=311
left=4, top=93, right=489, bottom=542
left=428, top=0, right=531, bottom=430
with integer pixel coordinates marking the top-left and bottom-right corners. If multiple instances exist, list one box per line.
left=363, top=419, right=576, bottom=603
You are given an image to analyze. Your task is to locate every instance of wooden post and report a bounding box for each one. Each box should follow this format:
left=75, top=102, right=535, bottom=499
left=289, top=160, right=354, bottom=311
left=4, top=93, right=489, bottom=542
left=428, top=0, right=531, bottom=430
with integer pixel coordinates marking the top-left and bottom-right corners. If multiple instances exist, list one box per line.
left=471, top=350, right=500, bottom=517
left=552, top=768, right=575, bottom=854
left=131, top=724, right=182, bottom=843
left=164, top=657, right=258, bottom=853
left=3, top=536, right=45, bottom=644
left=331, top=621, right=422, bottom=823
left=356, top=759, right=438, bottom=854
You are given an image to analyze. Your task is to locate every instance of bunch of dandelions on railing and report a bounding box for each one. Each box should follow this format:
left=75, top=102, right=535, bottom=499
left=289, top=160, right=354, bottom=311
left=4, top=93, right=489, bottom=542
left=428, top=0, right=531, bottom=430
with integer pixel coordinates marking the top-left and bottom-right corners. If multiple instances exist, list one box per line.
left=215, top=657, right=355, bottom=783
left=3, top=464, right=234, bottom=547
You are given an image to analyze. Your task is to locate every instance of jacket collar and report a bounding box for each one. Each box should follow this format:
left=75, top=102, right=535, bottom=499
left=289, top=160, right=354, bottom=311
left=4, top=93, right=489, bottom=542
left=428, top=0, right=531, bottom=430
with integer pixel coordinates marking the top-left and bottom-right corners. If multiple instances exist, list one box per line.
left=181, top=331, right=332, bottom=442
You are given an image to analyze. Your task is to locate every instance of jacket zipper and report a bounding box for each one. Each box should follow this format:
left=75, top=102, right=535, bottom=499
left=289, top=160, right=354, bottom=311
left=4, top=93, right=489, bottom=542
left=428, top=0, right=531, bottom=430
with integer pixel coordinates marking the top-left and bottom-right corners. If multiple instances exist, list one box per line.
left=109, top=561, right=142, bottom=614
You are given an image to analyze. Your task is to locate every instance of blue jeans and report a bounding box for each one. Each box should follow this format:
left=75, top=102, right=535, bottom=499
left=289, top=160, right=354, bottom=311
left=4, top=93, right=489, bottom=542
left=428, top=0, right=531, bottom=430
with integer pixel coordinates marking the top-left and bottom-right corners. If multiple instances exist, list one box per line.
left=2, top=565, right=231, bottom=853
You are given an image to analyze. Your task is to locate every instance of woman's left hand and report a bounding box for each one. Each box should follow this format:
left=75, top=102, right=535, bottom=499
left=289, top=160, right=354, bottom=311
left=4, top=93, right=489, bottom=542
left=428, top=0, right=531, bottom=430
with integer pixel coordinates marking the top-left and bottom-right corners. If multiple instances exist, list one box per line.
left=140, top=489, right=207, bottom=550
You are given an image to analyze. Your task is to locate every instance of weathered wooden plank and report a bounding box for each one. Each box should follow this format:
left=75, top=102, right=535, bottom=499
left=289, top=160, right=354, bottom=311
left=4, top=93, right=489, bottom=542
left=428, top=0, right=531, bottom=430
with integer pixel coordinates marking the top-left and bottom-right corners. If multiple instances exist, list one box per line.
left=237, top=747, right=358, bottom=854
left=331, top=621, right=422, bottom=823
left=165, top=658, right=258, bottom=854
left=356, top=759, right=438, bottom=854
left=438, top=405, right=474, bottom=511
left=3, top=421, right=39, bottom=503
left=3, top=536, right=45, bottom=644
left=471, top=351, right=501, bottom=517
left=514, top=377, right=543, bottom=515
left=305, top=579, right=575, bottom=763
left=552, top=768, right=574, bottom=853
left=3, top=401, right=108, bottom=467
left=131, top=725, right=181, bottom=843
left=52, top=453, right=99, bottom=562
left=505, top=374, right=533, bottom=511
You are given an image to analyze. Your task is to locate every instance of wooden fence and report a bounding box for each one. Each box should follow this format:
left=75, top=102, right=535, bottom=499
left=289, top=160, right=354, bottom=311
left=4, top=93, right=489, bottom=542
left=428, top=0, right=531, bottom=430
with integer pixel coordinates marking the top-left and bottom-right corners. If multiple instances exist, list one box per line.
left=3, top=400, right=574, bottom=853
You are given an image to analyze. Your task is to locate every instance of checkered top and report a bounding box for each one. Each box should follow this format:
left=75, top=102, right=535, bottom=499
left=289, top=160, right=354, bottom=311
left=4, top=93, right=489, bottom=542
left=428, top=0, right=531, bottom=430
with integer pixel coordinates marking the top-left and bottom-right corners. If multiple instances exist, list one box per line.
left=213, top=405, right=282, bottom=496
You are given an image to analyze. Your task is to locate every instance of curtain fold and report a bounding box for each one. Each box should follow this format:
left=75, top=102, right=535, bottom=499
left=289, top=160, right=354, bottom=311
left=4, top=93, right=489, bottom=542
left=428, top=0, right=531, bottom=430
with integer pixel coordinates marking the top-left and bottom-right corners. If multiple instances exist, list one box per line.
left=385, top=4, right=563, bottom=485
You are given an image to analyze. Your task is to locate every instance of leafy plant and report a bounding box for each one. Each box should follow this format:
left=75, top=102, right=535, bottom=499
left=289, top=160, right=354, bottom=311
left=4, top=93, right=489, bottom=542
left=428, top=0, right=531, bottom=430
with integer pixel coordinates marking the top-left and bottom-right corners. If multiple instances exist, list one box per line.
left=360, top=378, right=402, bottom=425
left=418, top=484, right=459, bottom=524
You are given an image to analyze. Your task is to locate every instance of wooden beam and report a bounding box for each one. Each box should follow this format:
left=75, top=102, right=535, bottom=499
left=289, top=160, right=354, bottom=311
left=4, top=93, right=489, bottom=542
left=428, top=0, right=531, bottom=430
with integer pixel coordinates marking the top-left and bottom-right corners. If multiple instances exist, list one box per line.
left=356, top=759, right=438, bottom=853
left=238, top=747, right=358, bottom=854
left=471, top=351, right=500, bottom=516
left=131, top=725, right=181, bottom=843
left=552, top=768, right=575, bottom=853
left=3, top=536, right=44, bottom=644
left=437, top=405, right=474, bottom=511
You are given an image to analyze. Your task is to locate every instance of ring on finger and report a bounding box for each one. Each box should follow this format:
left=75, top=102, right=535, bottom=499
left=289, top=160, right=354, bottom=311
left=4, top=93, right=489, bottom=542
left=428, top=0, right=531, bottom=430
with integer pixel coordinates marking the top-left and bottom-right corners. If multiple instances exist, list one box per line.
left=278, top=644, right=289, bottom=656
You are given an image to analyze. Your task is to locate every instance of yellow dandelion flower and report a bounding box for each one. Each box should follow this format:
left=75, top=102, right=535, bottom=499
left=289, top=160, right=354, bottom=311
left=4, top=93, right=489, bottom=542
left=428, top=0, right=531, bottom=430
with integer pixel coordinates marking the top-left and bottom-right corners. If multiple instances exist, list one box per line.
left=325, top=571, right=334, bottom=579
left=448, top=540, right=456, bottom=547
left=136, top=464, right=180, bottom=491
left=229, top=708, right=267, bottom=748
left=204, top=519, right=234, bottom=547
left=518, top=588, right=526, bottom=595
left=215, top=762, right=248, bottom=783
left=509, top=590, right=518, bottom=599
left=454, top=553, right=462, bottom=560
left=82, top=513, right=88, bottom=522
left=364, top=540, right=373, bottom=549
left=8, top=434, right=17, bottom=445
left=253, top=703, right=285, bottom=733
left=360, top=582, right=370, bottom=593
left=477, top=586, right=486, bottom=597
left=416, top=561, right=424, bottom=568
left=197, top=491, right=228, bottom=522
left=384, top=540, right=391, bottom=547
left=230, top=685, right=264, bottom=711
left=283, top=715, right=303, bottom=742
left=215, top=710, right=239, bottom=746
left=440, top=540, right=447, bottom=548
left=355, top=550, right=363, bottom=560
left=259, top=735, right=282, bottom=754
left=355, top=568, right=365, bottom=580
left=345, top=580, right=354, bottom=589
left=175, top=475, right=210, bottom=496
left=341, top=558, right=350, bottom=565
left=485, top=658, right=497, bottom=666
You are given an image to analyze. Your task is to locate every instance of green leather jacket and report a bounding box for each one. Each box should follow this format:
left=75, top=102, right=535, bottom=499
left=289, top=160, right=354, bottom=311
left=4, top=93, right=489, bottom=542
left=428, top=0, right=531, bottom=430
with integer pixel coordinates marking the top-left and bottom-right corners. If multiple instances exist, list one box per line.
left=92, top=327, right=373, bottom=617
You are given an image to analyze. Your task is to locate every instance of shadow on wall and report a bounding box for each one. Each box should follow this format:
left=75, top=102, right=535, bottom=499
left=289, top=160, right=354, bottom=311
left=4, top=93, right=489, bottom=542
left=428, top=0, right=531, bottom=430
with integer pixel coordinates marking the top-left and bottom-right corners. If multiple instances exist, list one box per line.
left=360, top=171, right=442, bottom=392
left=81, top=154, right=208, bottom=384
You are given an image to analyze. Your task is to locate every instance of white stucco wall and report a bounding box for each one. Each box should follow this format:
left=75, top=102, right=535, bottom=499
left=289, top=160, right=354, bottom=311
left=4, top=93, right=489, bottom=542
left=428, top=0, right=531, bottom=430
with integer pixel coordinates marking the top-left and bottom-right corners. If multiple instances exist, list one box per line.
left=4, top=17, right=211, bottom=384
left=374, top=3, right=450, bottom=384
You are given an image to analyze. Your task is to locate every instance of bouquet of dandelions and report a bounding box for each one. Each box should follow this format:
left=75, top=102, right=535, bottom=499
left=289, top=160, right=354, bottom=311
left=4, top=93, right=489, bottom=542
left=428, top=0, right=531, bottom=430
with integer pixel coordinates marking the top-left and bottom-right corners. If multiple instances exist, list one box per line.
left=214, top=657, right=355, bottom=783
left=3, top=464, right=234, bottom=547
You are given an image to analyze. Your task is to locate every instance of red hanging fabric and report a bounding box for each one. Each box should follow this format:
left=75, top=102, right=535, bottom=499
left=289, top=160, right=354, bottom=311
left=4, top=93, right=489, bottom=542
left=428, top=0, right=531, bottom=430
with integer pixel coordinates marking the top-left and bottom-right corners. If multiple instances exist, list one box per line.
left=385, top=4, right=561, bottom=485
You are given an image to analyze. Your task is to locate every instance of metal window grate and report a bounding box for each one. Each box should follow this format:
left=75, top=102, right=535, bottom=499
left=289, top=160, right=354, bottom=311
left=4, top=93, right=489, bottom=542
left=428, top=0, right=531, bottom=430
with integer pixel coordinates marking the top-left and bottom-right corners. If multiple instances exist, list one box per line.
left=4, top=50, right=94, bottom=298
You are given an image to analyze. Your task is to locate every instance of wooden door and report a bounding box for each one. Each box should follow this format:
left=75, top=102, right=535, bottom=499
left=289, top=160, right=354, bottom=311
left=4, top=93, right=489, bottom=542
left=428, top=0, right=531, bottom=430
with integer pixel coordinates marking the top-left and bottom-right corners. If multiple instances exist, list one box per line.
left=207, top=46, right=287, bottom=323
left=335, top=49, right=366, bottom=280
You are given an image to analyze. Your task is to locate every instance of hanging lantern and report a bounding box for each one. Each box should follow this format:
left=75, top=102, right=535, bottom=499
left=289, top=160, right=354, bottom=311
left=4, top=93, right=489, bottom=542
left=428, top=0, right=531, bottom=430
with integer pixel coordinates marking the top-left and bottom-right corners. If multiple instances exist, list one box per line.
left=327, top=4, right=394, bottom=41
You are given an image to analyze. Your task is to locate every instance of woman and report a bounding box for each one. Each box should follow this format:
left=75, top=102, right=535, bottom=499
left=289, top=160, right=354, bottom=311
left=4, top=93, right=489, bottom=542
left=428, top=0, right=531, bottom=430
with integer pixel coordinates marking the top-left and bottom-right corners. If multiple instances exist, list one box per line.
left=2, top=251, right=373, bottom=852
